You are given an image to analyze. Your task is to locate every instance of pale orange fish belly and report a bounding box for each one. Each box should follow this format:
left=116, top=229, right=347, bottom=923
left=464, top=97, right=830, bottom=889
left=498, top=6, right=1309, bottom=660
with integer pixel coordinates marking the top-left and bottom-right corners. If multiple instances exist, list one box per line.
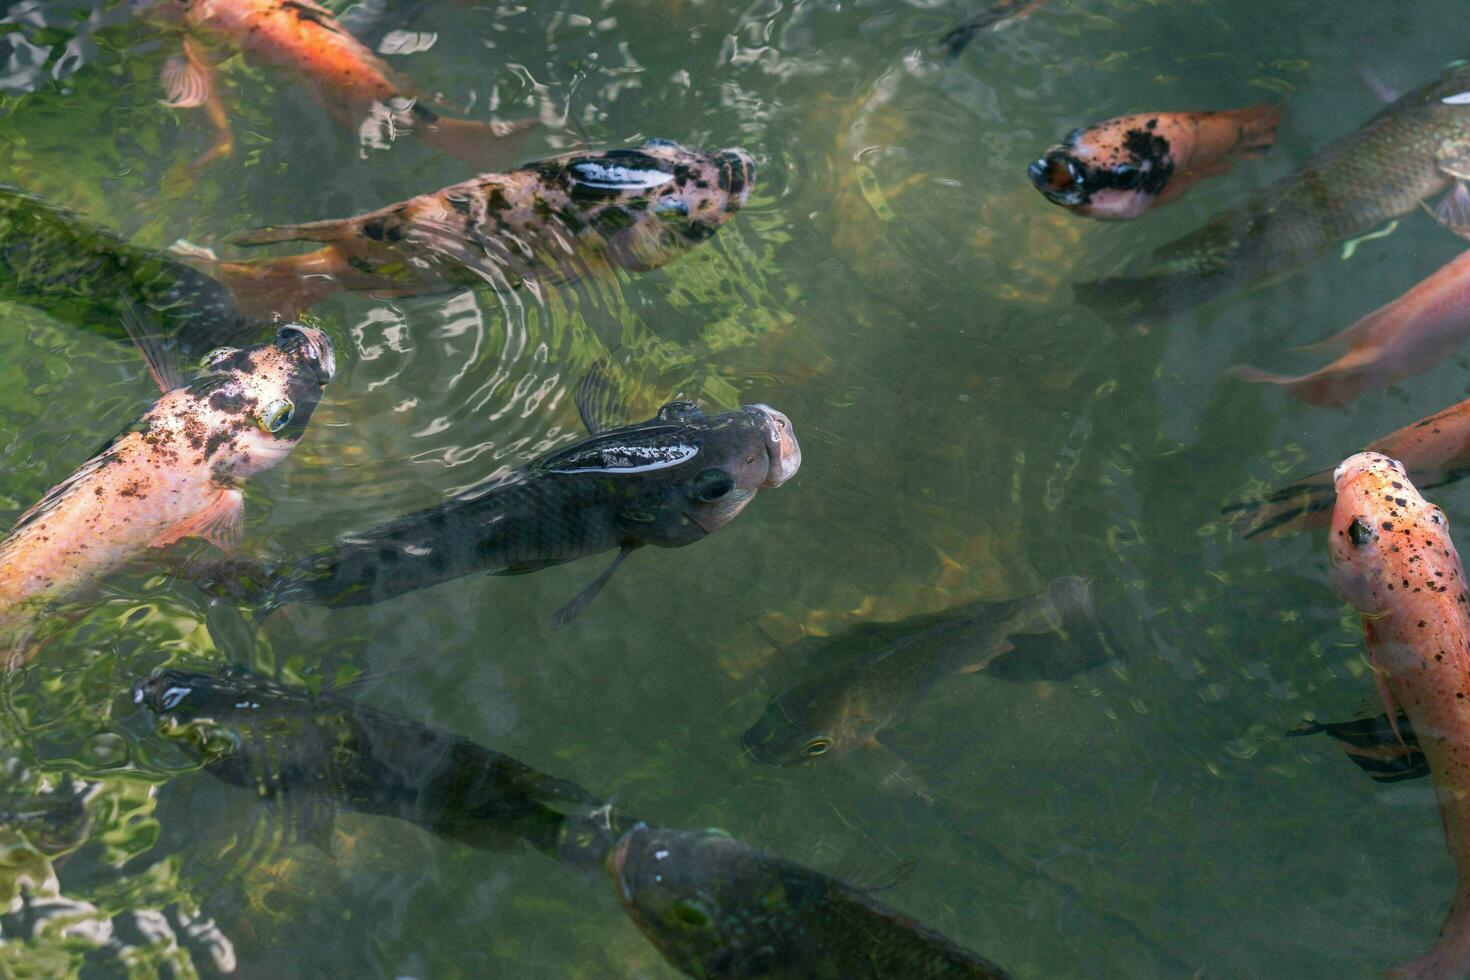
left=0, top=423, right=230, bottom=620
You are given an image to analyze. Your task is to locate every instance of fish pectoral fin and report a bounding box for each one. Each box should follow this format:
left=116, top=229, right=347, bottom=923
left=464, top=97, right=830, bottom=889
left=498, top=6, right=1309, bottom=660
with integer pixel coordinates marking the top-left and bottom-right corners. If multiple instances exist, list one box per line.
left=1292, top=713, right=1429, bottom=782
left=149, top=487, right=246, bottom=552
left=1436, top=139, right=1470, bottom=180
left=956, top=638, right=1014, bottom=674
left=1424, top=181, right=1470, bottom=239
left=548, top=544, right=637, bottom=629
left=159, top=38, right=213, bottom=110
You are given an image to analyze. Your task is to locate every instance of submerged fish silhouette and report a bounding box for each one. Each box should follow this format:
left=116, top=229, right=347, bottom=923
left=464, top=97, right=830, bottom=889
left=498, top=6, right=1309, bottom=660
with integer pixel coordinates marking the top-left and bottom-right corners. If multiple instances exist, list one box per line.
left=609, top=823, right=1012, bottom=979
left=134, top=666, right=637, bottom=868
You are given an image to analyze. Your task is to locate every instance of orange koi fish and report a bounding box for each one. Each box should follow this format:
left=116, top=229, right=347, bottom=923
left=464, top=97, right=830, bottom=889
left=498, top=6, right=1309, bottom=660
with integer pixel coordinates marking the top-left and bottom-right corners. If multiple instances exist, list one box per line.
left=136, top=0, right=533, bottom=169
left=0, top=317, right=334, bottom=659
left=1224, top=393, right=1470, bottom=539
left=1233, top=248, right=1470, bottom=407
left=1029, top=105, right=1284, bottom=220
left=1330, top=452, right=1470, bottom=979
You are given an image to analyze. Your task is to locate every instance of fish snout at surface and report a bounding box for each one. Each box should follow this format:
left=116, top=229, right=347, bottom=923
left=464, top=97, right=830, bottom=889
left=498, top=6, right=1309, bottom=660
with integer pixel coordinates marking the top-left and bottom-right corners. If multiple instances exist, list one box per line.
left=1028, top=152, right=1089, bottom=209
left=717, top=149, right=757, bottom=207
left=274, top=323, right=336, bottom=383
left=748, top=404, right=801, bottom=488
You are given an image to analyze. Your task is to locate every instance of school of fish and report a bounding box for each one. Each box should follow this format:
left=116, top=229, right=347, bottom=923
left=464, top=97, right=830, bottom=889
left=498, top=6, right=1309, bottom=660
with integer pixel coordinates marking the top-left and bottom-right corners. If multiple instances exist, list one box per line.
left=7, top=1, right=1470, bottom=977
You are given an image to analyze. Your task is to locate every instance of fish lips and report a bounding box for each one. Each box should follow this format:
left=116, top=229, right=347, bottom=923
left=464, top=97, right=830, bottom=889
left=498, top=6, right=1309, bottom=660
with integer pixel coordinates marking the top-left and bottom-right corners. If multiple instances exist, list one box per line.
left=607, top=821, right=650, bottom=903
left=274, top=324, right=336, bottom=384
left=747, top=404, right=800, bottom=488
left=1028, top=153, right=1089, bottom=208
left=717, top=149, right=756, bottom=206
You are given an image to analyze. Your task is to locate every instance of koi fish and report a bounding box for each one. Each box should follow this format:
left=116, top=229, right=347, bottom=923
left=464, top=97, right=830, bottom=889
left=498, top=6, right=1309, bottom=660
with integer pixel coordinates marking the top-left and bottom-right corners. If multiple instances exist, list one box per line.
left=609, top=824, right=1013, bottom=979
left=1329, top=452, right=1470, bottom=978
left=0, top=316, right=334, bottom=657
left=1232, top=247, right=1470, bottom=406
left=134, top=0, right=533, bottom=169
left=939, top=0, right=1047, bottom=59
left=1029, top=105, right=1284, bottom=220
left=1223, top=391, right=1470, bottom=539
left=250, top=365, right=799, bottom=626
left=134, top=666, right=637, bottom=868
left=186, top=140, right=756, bottom=317
left=1077, top=64, right=1470, bottom=316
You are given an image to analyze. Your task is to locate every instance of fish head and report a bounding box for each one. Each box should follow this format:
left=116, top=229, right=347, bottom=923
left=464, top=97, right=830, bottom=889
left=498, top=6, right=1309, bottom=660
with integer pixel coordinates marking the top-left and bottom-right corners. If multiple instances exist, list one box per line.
left=740, top=677, right=869, bottom=766
left=1329, top=452, right=1458, bottom=617
left=658, top=402, right=798, bottom=542
left=608, top=824, right=802, bottom=978
left=177, top=324, right=335, bottom=482
left=546, top=401, right=797, bottom=548
left=132, top=666, right=286, bottom=724
left=1028, top=121, right=1175, bottom=219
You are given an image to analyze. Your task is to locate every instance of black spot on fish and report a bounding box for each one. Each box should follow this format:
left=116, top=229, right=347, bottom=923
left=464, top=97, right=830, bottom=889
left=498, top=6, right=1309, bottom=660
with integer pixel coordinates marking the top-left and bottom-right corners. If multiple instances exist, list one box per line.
left=208, top=391, right=251, bottom=415
left=204, top=429, right=232, bottom=459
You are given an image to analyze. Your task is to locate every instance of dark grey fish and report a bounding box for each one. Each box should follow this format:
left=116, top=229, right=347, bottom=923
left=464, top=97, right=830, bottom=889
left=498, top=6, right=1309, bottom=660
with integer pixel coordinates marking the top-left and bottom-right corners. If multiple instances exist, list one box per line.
left=257, top=373, right=801, bottom=625
left=940, top=0, right=1047, bottom=59
left=133, top=666, right=637, bottom=867
left=0, top=184, right=265, bottom=360
left=741, top=577, right=1114, bottom=766
left=609, top=824, right=1012, bottom=979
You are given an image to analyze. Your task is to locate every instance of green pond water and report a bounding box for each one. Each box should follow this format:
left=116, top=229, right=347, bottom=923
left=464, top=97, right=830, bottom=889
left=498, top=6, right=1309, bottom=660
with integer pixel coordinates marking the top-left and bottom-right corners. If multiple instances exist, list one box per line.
left=1, top=0, right=1468, bottom=976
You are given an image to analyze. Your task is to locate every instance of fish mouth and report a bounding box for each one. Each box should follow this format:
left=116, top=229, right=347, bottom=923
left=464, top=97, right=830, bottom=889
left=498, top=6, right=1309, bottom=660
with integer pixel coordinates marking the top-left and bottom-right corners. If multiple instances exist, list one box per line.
left=1028, top=154, right=1088, bottom=207
left=275, top=324, right=337, bottom=383
left=717, top=149, right=756, bottom=205
left=607, top=822, right=647, bottom=902
left=748, top=404, right=800, bottom=488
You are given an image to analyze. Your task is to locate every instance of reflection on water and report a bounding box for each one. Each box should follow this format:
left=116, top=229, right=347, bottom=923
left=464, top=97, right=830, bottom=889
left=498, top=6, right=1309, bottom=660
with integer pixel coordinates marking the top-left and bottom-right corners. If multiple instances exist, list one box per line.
left=4, top=0, right=1470, bottom=977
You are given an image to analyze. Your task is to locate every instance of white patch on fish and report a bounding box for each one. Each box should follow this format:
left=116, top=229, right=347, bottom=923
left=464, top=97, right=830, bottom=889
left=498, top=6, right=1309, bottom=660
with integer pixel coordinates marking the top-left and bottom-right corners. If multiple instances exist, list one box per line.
left=569, top=162, right=676, bottom=191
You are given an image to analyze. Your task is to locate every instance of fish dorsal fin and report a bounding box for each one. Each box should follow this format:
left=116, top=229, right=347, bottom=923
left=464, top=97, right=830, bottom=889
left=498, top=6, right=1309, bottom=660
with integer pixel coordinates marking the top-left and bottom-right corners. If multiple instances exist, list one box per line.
left=573, top=357, right=632, bottom=434
left=829, top=853, right=916, bottom=894
left=120, top=297, right=186, bottom=392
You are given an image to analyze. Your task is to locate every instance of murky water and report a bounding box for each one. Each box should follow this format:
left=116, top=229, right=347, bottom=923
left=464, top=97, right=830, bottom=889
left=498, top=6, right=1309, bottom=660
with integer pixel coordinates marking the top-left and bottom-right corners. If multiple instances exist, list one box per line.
left=2, top=1, right=1470, bottom=976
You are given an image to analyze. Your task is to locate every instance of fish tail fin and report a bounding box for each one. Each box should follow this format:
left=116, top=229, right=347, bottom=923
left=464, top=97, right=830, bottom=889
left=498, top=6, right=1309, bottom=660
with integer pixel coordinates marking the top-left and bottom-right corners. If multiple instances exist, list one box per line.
left=1225, top=102, right=1286, bottom=155
left=186, top=253, right=347, bottom=319
left=1219, top=469, right=1336, bottom=539
left=1228, top=364, right=1354, bottom=408
left=1390, top=894, right=1470, bottom=979
left=415, top=115, right=538, bottom=171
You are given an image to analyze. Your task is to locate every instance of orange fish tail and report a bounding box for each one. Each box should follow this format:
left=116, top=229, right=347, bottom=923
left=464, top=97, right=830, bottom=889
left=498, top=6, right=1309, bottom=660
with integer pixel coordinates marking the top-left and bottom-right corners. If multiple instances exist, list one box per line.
left=1229, top=363, right=1358, bottom=408
left=208, top=255, right=347, bottom=319
left=415, top=115, right=538, bottom=171
left=1220, top=102, right=1285, bottom=154
left=1390, top=890, right=1470, bottom=979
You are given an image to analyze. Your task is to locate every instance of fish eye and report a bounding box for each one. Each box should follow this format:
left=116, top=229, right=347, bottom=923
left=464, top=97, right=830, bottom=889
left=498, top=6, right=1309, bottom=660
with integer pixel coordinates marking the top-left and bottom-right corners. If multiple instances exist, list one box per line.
left=1113, top=166, right=1142, bottom=189
left=693, top=469, right=736, bottom=503
left=258, top=398, right=295, bottom=433
left=201, top=347, right=239, bottom=370
left=1347, top=517, right=1374, bottom=547
left=670, top=899, right=712, bottom=929
left=802, top=737, right=832, bottom=757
